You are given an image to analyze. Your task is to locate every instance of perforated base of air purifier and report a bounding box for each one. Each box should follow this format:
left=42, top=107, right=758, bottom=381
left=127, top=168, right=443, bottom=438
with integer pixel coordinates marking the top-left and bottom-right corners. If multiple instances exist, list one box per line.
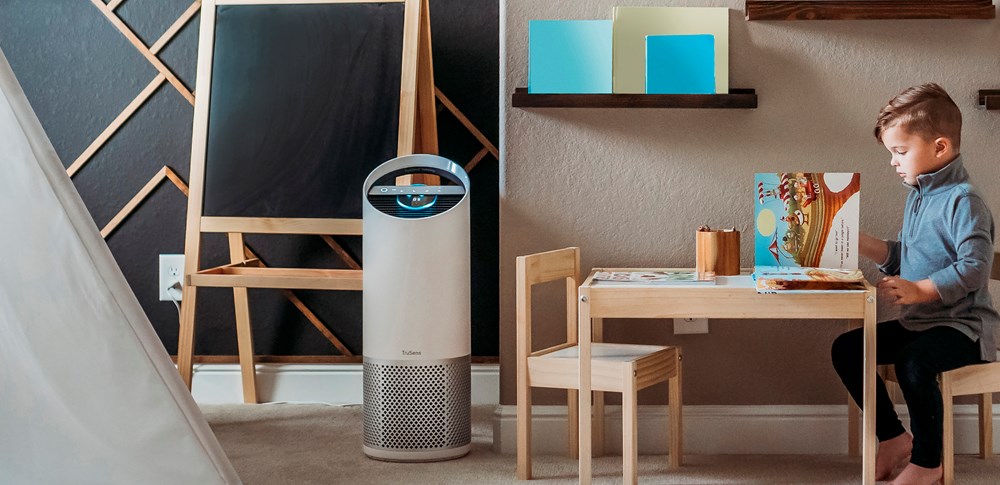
left=362, top=356, right=471, bottom=460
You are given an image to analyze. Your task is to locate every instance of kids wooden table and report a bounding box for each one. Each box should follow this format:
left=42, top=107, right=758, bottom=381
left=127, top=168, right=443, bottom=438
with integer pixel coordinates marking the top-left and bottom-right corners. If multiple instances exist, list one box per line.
left=576, top=269, right=878, bottom=485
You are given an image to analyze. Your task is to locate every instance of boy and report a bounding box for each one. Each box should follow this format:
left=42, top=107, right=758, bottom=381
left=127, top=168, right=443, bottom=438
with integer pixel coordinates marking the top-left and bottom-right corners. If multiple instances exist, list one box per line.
left=831, top=83, right=998, bottom=485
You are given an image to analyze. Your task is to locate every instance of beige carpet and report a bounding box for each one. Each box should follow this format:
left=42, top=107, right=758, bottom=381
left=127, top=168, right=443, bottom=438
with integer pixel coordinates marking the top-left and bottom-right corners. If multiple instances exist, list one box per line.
left=202, top=404, right=998, bottom=484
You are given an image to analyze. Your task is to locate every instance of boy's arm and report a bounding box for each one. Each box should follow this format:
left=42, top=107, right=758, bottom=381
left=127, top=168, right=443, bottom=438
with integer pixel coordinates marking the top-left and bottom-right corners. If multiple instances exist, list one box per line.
left=860, top=232, right=900, bottom=275
left=925, top=195, right=996, bottom=305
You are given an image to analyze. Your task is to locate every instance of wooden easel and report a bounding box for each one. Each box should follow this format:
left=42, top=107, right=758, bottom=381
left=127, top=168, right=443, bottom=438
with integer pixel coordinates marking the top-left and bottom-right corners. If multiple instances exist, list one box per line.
left=178, top=0, right=438, bottom=403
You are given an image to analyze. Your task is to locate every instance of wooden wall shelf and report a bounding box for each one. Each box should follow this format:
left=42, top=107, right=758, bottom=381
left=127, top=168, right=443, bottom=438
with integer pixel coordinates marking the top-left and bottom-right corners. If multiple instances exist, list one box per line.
left=511, top=88, right=757, bottom=109
left=745, top=1, right=996, bottom=21
left=980, top=90, right=1000, bottom=110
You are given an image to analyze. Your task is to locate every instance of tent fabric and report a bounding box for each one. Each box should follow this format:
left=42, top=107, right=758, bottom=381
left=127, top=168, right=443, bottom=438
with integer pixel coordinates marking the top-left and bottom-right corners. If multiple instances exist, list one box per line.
left=0, top=48, right=241, bottom=484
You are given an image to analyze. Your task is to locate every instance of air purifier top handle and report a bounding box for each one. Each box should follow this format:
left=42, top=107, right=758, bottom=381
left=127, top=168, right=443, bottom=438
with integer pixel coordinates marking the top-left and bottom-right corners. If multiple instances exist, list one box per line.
left=363, top=154, right=470, bottom=193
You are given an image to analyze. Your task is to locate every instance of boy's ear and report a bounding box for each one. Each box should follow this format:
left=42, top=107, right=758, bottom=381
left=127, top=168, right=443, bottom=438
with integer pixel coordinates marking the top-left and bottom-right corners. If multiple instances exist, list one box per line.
left=933, top=137, right=953, bottom=157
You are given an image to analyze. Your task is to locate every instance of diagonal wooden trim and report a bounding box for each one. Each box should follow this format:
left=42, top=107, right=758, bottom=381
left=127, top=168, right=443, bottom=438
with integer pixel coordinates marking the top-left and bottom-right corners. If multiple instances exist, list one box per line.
left=321, top=235, right=362, bottom=270
left=435, top=87, right=498, bottom=158
left=101, top=166, right=190, bottom=238
left=101, top=166, right=167, bottom=238
left=91, top=0, right=195, bottom=105
left=243, top=246, right=355, bottom=355
left=150, top=1, right=202, bottom=55
left=281, top=289, right=354, bottom=355
left=68, top=74, right=165, bottom=177
left=164, top=167, right=190, bottom=196
left=107, top=0, right=126, bottom=10
left=464, top=146, right=490, bottom=173
left=71, top=3, right=198, bottom=178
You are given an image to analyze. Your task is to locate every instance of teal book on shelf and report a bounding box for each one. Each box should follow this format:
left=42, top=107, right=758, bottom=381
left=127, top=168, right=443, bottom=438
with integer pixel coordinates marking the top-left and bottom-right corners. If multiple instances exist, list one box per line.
left=645, top=34, right=716, bottom=94
left=528, top=20, right=613, bottom=94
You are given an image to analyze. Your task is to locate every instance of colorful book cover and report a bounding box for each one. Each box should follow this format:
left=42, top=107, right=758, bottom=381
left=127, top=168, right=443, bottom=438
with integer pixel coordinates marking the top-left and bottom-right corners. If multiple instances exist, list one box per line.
left=528, top=20, right=613, bottom=94
left=645, top=34, right=716, bottom=94
left=612, top=7, right=729, bottom=94
left=754, top=172, right=861, bottom=271
left=593, top=271, right=716, bottom=285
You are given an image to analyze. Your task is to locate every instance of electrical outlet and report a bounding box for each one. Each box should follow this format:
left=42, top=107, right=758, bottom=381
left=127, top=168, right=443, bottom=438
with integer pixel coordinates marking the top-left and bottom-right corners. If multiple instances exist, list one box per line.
left=673, top=317, right=709, bottom=334
left=159, top=254, right=185, bottom=301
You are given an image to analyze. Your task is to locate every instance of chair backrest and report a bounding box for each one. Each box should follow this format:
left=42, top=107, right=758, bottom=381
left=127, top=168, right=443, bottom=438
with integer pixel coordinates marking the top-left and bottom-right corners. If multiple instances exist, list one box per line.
left=516, top=248, right=581, bottom=358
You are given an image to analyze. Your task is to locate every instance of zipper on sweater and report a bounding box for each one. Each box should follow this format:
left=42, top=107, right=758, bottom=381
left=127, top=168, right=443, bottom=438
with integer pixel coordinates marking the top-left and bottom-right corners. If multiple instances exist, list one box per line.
left=909, top=194, right=922, bottom=239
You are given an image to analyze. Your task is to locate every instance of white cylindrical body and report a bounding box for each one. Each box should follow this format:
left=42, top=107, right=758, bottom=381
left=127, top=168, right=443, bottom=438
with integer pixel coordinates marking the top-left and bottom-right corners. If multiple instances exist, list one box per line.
left=361, top=154, right=471, bottom=462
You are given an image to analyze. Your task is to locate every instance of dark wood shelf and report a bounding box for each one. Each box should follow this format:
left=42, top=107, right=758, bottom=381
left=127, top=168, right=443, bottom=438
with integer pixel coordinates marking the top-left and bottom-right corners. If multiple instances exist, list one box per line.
left=745, top=1, right=996, bottom=21
left=511, top=88, right=757, bottom=109
left=979, top=90, right=1000, bottom=110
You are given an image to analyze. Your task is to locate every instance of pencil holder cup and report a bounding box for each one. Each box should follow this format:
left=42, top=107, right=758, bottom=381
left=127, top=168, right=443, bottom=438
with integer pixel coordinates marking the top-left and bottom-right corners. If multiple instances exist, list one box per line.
left=695, top=230, right=740, bottom=276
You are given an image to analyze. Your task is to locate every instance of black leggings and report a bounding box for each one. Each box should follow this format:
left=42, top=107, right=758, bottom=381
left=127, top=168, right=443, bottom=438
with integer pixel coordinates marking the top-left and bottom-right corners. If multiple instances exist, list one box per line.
left=831, top=321, right=981, bottom=468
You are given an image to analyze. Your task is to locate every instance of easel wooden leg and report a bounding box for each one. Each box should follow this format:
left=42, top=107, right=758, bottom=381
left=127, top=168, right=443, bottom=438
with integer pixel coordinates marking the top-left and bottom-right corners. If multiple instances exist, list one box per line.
left=177, top=283, right=198, bottom=389
left=229, top=233, right=257, bottom=404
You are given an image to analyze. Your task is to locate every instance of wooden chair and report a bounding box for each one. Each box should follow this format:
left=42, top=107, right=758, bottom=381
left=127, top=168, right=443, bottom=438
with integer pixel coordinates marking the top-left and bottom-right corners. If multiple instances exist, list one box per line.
left=881, top=251, right=1000, bottom=485
left=516, top=247, right=682, bottom=484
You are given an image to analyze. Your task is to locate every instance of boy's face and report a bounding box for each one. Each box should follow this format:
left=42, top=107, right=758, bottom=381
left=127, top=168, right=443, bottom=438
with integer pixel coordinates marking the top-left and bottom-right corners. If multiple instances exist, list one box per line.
left=880, top=124, right=955, bottom=186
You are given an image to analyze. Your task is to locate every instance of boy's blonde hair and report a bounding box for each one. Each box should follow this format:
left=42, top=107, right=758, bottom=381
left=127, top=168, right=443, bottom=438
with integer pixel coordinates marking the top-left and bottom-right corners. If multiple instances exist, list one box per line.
left=874, top=83, right=962, bottom=151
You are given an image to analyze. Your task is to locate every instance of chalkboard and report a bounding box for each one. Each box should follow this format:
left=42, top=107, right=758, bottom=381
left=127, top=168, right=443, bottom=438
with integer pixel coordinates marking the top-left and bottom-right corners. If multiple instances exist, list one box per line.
left=203, top=3, right=405, bottom=219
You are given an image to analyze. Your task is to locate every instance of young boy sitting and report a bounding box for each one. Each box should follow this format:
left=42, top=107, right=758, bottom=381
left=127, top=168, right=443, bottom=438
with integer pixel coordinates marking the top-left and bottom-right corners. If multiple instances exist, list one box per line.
left=831, top=83, right=998, bottom=485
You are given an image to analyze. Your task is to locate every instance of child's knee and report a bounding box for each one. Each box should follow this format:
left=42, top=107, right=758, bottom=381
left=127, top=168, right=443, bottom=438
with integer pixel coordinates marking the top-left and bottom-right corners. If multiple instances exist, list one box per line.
left=893, top=351, right=935, bottom=389
left=831, top=331, right=860, bottom=365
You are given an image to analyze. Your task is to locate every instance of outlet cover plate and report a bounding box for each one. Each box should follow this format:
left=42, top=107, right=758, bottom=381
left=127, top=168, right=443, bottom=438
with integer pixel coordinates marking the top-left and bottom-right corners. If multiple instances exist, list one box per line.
left=159, top=254, right=184, bottom=301
left=673, top=317, right=708, bottom=334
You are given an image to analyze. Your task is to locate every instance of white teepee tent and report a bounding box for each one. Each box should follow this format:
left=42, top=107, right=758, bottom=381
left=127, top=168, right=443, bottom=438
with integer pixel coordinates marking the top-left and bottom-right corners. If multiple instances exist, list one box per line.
left=0, top=48, right=241, bottom=484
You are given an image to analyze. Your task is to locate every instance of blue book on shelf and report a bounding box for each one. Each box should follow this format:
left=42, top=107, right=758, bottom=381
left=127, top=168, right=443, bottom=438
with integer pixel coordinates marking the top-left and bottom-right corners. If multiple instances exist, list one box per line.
left=645, top=34, right=716, bottom=95
left=528, top=20, right=613, bottom=94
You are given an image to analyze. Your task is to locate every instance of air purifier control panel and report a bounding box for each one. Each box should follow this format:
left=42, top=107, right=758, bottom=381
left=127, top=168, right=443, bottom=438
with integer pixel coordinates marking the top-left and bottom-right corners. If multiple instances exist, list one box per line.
left=368, top=185, right=466, bottom=195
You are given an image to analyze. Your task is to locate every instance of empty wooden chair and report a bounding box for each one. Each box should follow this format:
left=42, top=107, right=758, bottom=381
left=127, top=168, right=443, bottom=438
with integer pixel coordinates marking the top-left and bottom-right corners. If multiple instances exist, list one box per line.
left=881, top=251, right=1000, bottom=485
left=515, top=247, right=682, bottom=484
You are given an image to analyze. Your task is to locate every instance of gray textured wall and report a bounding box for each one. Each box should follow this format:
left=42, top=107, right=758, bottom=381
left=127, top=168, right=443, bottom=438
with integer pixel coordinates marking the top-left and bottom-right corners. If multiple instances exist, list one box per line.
left=1, top=0, right=499, bottom=357
left=500, top=0, right=1000, bottom=405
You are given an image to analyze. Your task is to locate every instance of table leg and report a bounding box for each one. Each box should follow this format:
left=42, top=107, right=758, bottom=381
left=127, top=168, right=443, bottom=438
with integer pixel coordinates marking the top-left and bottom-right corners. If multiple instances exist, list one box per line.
left=862, top=291, right=877, bottom=485
left=578, top=288, right=592, bottom=485
left=593, top=318, right=605, bottom=457
left=848, top=319, right=862, bottom=457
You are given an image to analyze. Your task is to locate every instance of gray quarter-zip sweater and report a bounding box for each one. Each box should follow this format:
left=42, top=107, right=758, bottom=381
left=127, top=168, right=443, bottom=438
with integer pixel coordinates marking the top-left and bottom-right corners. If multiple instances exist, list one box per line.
left=878, top=156, right=998, bottom=361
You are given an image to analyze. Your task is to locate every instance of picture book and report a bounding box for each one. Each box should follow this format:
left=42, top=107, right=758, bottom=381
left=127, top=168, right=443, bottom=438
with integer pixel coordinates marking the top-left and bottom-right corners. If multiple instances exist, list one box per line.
left=528, top=20, right=613, bottom=94
left=593, top=271, right=716, bottom=285
left=645, top=34, right=716, bottom=95
left=754, top=172, right=864, bottom=293
left=754, top=267, right=866, bottom=293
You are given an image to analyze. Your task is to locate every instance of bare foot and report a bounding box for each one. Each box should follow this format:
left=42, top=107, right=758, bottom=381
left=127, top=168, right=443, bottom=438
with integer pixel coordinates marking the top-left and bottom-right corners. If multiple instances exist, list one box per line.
left=876, top=433, right=912, bottom=481
left=889, top=463, right=942, bottom=485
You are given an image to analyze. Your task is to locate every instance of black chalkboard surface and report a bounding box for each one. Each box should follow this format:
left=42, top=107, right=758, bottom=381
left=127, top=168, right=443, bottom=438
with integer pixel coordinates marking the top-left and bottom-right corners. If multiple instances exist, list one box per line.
left=203, top=3, right=404, bottom=219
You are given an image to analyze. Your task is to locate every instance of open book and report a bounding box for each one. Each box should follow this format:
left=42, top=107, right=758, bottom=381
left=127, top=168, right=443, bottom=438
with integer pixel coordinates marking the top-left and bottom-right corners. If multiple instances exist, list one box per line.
left=753, top=172, right=864, bottom=293
left=593, top=271, right=716, bottom=285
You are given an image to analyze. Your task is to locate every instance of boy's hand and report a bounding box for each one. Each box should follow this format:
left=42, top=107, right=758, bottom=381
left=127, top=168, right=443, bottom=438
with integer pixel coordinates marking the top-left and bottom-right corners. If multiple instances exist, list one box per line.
left=877, top=277, right=939, bottom=305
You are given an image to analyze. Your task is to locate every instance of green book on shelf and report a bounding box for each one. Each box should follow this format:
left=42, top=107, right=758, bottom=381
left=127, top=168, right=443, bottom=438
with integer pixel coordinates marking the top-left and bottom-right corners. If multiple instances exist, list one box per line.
left=612, top=7, right=729, bottom=94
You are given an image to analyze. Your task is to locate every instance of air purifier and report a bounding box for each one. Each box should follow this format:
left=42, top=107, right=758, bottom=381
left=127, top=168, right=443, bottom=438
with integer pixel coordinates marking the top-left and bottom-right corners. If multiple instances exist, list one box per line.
left=361, top=154, right=471, bottom=462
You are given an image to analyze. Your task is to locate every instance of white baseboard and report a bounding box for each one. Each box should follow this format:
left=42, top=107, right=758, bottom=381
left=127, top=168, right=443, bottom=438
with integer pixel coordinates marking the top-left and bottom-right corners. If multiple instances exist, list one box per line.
left=190, top=363, right=499, bottom=405
left=493, top=404, right=1000, bottom=455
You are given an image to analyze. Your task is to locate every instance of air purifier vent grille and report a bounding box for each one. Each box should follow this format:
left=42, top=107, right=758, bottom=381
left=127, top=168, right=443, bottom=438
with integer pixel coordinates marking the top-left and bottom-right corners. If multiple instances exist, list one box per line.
left=362, top=358, right=471, bottom=451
